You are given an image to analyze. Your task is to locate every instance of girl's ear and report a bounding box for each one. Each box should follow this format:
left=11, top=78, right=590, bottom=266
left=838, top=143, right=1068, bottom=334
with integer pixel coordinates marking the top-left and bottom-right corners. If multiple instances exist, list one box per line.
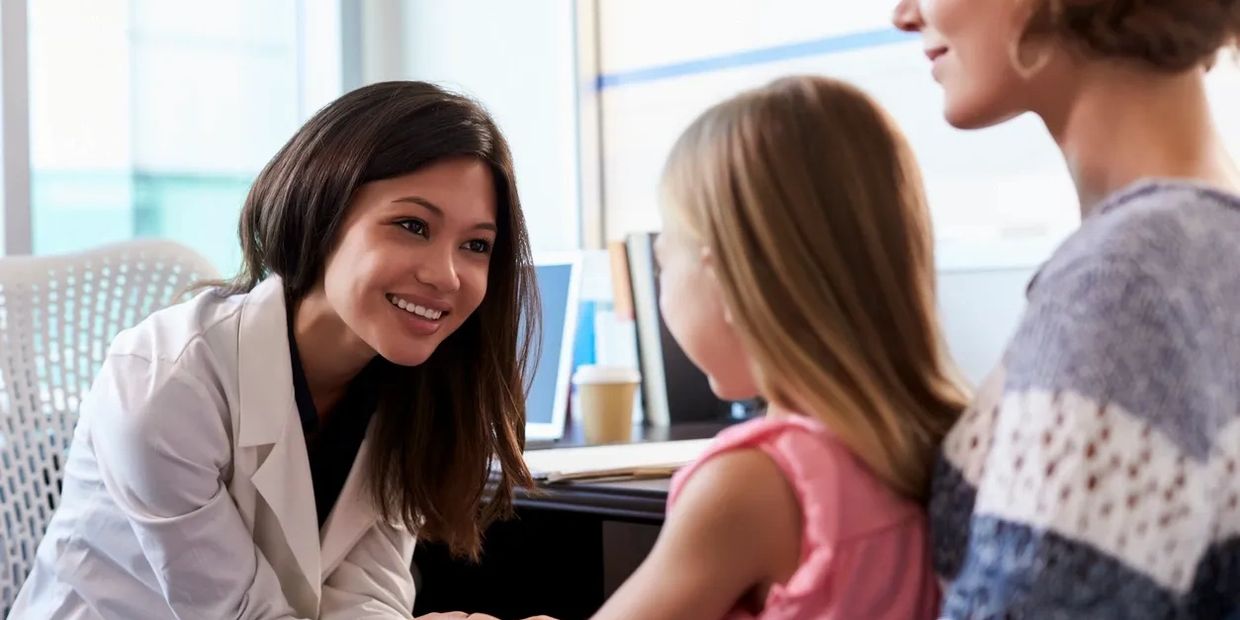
left=698, top=244, right=713, bottom=267
left=700, top=245, right=737, bottom=325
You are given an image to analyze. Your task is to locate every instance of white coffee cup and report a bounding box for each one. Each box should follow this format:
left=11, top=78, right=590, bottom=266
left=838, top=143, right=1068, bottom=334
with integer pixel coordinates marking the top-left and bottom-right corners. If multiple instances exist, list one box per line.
left=571, top=365, right=641, bottom=445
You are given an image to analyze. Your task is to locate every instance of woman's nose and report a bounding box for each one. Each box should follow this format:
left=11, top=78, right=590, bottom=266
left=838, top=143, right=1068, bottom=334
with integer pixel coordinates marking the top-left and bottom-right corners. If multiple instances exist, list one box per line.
left=415, top=245, right=461, bottom=293
left=892, top=0, right=924, bottom=33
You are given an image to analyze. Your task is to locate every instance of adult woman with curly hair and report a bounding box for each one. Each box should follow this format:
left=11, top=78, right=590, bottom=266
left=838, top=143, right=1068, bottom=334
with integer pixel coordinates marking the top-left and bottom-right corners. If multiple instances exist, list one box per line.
left=891, top=0, right=1240, bottom=617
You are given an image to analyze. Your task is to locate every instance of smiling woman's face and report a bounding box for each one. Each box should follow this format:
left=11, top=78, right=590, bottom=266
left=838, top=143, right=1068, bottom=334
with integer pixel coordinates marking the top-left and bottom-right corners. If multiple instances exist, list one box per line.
left=892, top=0, right=1054, bottom=129
left=319, top=156, right=498, bottom=367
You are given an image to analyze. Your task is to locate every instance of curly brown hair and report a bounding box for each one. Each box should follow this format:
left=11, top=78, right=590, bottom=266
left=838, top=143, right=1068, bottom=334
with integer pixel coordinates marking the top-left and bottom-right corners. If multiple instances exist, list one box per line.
left=1025, top=0, right=1240, bottom=71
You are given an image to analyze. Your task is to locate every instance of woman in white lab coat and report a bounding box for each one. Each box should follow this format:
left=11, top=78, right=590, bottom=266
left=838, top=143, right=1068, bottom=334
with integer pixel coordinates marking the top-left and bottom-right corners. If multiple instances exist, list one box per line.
left=11, top=81, right=539, bottom=619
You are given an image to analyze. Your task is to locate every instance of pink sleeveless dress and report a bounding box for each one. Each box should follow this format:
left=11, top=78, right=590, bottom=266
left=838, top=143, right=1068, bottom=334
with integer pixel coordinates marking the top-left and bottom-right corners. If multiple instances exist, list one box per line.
left=668, top=415, right=940, bottom=619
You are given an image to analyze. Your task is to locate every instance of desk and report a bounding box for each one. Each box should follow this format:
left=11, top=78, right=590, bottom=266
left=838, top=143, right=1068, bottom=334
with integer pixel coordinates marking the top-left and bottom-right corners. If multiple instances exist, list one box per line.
left=411, top=422, right=728, bottom=620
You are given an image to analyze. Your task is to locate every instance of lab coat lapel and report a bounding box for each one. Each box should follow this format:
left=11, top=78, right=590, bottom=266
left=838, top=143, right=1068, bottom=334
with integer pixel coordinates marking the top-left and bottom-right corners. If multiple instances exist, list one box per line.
left=236, top=277, right=322, bottom=608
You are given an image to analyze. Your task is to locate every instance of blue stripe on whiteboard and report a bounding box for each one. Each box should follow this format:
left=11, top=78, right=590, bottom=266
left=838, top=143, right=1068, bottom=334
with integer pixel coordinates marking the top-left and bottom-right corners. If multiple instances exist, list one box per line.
left=596, top=28, right=916, bottom=91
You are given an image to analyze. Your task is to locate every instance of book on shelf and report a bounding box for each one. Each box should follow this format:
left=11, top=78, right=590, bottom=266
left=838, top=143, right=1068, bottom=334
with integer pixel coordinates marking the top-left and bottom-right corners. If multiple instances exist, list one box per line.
left=623, top=232, right=733, bottom=426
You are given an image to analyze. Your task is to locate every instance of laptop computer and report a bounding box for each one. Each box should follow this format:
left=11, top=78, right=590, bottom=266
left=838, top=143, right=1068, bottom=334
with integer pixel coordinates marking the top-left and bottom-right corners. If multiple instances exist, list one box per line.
left=521, top=253, right=582, bottom=442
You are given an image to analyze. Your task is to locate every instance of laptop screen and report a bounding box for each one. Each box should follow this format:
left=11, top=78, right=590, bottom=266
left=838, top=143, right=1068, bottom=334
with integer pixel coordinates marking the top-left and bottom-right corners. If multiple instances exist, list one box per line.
left=520, top=258, right=579, bottom=438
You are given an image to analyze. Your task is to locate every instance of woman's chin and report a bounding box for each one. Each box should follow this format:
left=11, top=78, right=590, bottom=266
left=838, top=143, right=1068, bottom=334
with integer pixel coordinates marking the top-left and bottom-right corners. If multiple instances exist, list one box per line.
left=705, top=375, right=758, bottom=403
left=944, top=96, right=1024, bottom=131
left=374, top=341, right=435, bottom=368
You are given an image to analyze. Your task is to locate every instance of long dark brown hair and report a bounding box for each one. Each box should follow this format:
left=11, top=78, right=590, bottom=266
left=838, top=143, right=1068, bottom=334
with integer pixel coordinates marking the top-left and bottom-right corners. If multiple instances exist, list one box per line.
left=217, top=81, right=536, bottom=558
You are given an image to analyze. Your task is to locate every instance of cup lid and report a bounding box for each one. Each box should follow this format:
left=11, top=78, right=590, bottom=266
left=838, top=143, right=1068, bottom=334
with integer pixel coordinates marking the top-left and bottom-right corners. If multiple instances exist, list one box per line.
left=572, top=365, right=641, bottom=385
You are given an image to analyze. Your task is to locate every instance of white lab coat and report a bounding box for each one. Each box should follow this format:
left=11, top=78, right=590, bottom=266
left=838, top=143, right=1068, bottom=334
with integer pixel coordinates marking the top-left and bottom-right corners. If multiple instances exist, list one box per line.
left=9, top=277, right=417, bottom=619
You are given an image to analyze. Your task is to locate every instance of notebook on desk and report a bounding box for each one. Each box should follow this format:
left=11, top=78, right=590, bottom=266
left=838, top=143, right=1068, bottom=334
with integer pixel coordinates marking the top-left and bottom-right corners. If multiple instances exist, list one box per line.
left=522, top=439, right=711, bottom=483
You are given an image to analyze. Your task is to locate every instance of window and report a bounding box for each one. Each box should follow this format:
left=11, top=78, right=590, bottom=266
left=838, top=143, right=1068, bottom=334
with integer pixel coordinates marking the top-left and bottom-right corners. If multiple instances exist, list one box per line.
left=589, top=0, right=1240, bottom=381
left=25, top=0, right=339, bottom=273
left=594, top=0, right=1240, bottom=270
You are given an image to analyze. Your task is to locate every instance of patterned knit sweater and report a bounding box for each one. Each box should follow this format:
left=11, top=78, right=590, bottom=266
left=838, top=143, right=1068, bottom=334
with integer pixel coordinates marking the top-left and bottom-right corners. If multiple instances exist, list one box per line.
left=931, top=180, right=1240, bottom=619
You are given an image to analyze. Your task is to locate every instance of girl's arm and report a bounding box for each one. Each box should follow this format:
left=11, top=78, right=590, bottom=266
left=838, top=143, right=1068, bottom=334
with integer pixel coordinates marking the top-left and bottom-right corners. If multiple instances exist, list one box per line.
left=592, top=448, right=801, bottom=620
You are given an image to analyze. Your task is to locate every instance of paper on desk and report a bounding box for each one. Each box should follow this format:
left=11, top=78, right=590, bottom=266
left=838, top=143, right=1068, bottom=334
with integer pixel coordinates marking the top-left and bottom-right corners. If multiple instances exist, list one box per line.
left=523, top=439, right=711, bottom=483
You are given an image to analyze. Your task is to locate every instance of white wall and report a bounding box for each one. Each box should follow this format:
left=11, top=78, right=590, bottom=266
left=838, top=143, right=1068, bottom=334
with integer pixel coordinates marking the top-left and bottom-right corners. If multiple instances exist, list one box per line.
left=938, top=267, right=1034, bottom=385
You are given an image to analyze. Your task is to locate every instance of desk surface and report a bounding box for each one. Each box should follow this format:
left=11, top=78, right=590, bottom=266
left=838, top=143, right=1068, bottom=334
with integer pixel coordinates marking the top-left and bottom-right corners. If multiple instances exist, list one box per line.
left=526, top=420, right=734, bottom=450
left=513, top=421, right=731, bottom=521
left=514, top=478, right=670, bottom=522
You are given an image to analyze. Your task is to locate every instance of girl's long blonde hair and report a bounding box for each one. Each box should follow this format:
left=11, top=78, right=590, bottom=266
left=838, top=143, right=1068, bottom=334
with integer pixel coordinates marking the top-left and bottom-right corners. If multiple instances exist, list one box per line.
left=662, top=76, right=968, bottom=501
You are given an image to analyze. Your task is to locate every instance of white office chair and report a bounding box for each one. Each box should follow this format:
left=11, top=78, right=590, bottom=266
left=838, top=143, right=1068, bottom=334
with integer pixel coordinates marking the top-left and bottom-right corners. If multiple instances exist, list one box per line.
left=0, top=239, right=218, bottom=613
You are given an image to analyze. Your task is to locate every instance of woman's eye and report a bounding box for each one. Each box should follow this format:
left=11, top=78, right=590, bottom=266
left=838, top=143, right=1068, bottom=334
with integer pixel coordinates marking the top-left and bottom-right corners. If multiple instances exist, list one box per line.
left=398, top=219, right=428, bottom=237
left=464, top=239, right=492, bottom=254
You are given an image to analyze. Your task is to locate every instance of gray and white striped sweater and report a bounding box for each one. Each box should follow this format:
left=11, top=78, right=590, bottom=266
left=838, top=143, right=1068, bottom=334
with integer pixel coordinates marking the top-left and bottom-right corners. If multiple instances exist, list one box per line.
left=932, top=180, right=1240, bottom=619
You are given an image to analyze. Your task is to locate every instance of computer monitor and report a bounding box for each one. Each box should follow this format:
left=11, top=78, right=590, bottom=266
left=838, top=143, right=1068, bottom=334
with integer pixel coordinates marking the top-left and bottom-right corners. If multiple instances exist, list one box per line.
left=521, top=253, right=581, bottom=441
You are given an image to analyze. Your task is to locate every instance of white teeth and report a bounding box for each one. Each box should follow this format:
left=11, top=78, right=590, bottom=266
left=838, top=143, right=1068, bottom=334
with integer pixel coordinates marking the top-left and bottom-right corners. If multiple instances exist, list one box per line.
left=387, top=295, right=444, bottom=321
